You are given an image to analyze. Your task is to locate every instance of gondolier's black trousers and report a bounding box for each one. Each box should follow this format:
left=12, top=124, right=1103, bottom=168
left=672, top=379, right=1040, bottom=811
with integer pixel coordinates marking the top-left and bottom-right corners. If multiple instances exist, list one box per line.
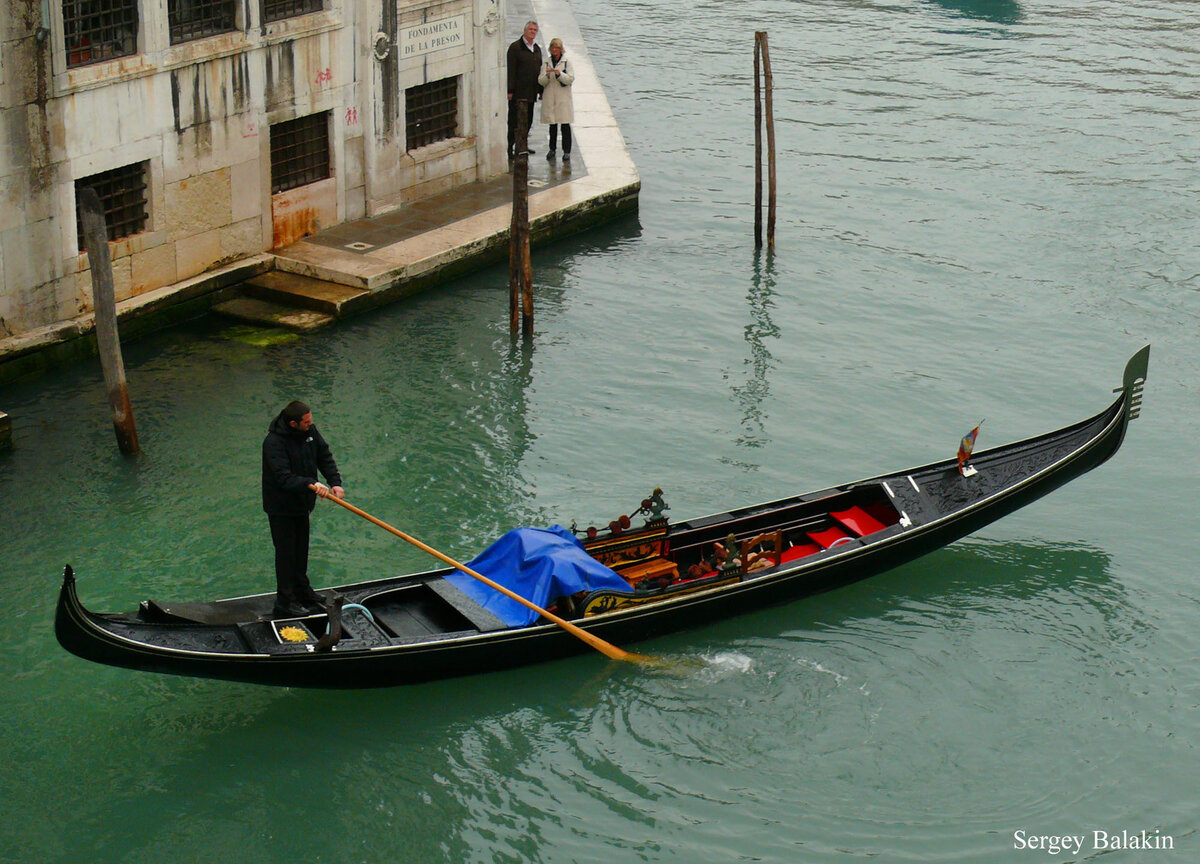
left=268, top=513, right=314, bottom=602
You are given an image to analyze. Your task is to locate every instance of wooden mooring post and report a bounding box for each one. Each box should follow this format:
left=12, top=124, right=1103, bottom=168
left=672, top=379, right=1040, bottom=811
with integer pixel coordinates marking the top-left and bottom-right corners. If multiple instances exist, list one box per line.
left=509, top=99, right=535, bottom=338
left=78, top=187, right=140, bottom=455
left=754, top=31, right=777, bottom=250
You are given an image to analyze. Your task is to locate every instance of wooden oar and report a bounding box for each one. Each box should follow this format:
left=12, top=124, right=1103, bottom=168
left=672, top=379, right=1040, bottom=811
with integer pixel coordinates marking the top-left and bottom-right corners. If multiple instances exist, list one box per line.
left=311, top=486, right=646, bottom=663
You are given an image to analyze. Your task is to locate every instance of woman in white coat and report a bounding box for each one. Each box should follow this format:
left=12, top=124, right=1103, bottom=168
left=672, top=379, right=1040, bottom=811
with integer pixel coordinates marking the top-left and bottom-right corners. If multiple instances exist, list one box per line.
left=538, top=38, right=575, bottom=160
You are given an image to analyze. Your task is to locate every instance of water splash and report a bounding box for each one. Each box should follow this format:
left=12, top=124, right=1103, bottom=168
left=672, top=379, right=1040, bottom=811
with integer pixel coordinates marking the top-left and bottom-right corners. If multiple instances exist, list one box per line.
left=696, top=650, right=755, bottom=678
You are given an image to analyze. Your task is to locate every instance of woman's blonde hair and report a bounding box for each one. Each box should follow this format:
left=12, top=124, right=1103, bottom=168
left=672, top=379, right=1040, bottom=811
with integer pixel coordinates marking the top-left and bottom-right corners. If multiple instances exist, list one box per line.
left=549, top=38, right=565, bottom=52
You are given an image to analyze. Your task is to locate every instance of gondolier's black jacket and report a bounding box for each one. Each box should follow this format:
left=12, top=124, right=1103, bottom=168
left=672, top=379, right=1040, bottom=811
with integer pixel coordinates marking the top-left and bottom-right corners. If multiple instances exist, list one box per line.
left=262, top=411, right=343, bottom=515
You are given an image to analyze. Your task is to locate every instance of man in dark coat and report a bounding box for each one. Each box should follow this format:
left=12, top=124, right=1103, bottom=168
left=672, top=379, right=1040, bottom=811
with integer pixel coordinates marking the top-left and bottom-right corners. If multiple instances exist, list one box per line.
left=262, top=400, right=345, bottom=618
left=507, top=20, right=543, bottom=158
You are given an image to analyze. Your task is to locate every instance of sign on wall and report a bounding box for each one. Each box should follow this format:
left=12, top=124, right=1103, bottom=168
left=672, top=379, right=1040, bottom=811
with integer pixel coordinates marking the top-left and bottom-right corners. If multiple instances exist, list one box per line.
left=398, top=15, right=467, bottom=59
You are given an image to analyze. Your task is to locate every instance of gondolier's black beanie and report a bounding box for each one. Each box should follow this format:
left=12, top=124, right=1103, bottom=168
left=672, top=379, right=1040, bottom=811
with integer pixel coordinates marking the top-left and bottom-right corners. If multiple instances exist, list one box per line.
left=283, top=400, right=311, bottom=422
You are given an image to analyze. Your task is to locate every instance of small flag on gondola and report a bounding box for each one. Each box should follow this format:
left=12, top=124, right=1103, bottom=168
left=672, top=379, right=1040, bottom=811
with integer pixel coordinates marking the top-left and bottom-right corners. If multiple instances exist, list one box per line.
left=958, top=421, right=983, bottom=477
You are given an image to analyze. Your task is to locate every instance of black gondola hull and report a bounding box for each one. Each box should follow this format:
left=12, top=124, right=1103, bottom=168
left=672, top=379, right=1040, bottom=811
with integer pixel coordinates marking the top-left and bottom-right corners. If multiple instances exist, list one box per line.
left=54, top=347, right=1149, bottom=689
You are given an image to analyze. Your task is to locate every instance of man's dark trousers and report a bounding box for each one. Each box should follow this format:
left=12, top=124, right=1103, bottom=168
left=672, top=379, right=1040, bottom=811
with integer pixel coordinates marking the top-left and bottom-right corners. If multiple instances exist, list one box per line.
left=269, top=513, right=311, bottom=603
left=508, top=99, right=535, bottom=156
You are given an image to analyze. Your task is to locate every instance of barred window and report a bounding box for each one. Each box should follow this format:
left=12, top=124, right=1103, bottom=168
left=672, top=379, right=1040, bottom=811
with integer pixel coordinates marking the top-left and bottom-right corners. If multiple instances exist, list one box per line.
left=62, top=0, right=139, bottom=68
left=270, top=112, right=331, bottom=194
left=75, top=162, right=149, bottom=250
left=168, top=0, right=236, bottom=44
left=406, top=77, right=459, bottom=151
left=262, top=0, right=322, bottom=24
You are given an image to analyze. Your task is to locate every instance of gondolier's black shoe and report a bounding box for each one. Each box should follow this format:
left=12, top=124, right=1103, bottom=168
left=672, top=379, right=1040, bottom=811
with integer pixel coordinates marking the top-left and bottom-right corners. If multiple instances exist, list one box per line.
left=273, top=599, right=308, bottom=619
left=299, top=594, right=326, bottom=614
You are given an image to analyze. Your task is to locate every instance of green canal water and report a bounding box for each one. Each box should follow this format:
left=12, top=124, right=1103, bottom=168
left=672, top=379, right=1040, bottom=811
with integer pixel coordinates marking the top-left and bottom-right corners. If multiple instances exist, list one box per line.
left=4, top=0, right=1198, bottom=860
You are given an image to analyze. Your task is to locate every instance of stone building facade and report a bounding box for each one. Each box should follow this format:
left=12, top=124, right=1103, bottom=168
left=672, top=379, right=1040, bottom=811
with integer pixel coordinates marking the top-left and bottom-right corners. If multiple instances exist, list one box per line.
left=0, top=0, right=507, bottom=341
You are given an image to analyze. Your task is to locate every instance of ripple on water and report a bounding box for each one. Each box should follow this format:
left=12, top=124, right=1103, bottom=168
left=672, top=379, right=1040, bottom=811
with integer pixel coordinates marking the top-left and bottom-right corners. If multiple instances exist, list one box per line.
left=395, top=533, right=1188, bottom=861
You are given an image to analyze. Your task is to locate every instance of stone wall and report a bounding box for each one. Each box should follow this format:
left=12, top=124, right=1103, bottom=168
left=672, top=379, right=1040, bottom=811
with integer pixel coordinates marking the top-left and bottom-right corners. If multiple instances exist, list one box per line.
left=365, top=0, right=508, bottom=214
left=0, top=0, right=508, bottom=343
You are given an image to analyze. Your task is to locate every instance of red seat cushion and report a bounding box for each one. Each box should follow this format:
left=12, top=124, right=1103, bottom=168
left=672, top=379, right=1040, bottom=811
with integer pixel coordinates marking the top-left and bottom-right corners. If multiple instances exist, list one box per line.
left=831, top=506, right=888, bottom=537
left=781, top=542, right=820, bottom=562
left=807, top=526, right=852, bottom=549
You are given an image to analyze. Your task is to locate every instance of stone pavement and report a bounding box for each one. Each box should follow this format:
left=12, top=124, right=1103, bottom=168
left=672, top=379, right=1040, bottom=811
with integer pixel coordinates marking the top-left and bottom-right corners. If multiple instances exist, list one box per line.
left=216, top=0, right=639, bottom=330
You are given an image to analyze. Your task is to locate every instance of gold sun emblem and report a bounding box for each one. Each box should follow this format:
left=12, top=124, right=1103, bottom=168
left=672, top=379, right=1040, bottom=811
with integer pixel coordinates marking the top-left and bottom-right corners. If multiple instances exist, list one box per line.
left=279, top=626, right=310, bottom=643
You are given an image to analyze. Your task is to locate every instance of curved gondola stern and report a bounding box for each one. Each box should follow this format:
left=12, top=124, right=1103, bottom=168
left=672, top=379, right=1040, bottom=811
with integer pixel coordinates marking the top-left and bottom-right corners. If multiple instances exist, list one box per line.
left=1116, top=344, right=1150, bottom=423
left=56, top=564, right=77, bottom=632
left=55, top=564, right=112, bottom=664
left=56, top=564, right=89, bottom=659
left=1101, top=344, right=1150, bottom=462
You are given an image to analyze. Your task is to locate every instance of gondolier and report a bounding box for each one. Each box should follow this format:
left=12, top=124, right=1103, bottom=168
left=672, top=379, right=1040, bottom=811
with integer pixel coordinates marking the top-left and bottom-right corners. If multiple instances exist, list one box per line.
left=262, top=401, right=345, bottom=618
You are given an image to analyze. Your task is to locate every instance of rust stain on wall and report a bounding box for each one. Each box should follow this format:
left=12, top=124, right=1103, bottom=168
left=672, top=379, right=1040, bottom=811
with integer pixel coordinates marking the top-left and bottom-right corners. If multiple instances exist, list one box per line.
left=271, top=178, right=335, bottom=248
left=272, top=203, right=318, bottom=248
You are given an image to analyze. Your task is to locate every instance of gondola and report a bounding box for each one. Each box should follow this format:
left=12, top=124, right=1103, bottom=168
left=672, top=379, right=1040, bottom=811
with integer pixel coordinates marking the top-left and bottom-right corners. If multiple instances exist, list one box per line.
left=56, top=346, right=1150, bottom=689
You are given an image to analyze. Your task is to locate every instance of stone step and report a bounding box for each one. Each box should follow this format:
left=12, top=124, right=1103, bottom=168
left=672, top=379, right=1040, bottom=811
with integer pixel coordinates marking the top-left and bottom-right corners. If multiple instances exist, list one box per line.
left=242, top=270, right=373, bottom=317
left=211, top=297, right=337, bottom=332
left=273, top=242, right=395, bottom=292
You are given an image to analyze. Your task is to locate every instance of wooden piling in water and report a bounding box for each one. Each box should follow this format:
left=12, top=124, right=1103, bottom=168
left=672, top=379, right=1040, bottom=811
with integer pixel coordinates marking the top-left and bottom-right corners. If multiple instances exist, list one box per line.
left=754, top=36, right=763, bottom=249
left=756, top=31, right=777, bottom=249
left=78, top=187, right=140, bottom=455
left=509, top=100, right=534, bottom=337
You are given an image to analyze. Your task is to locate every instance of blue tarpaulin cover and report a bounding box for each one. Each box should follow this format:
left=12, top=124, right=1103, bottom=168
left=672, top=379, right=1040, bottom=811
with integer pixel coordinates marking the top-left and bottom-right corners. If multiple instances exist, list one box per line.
left=445, top=525, right=630, bottom=626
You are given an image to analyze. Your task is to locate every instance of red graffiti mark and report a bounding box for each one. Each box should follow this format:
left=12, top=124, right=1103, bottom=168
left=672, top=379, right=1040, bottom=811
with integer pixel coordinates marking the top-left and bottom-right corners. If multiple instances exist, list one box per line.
left=345, top=107, right=359, bottom=126
left=315, top=68, right=333, bottom=85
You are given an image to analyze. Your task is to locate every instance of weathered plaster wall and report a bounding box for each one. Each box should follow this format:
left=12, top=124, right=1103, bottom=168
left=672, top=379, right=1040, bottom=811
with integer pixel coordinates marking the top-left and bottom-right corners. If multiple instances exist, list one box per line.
left=0, top=0, right=506, bottom=343
left=0, top=3, right=359, bottom=338
left=0, top=0, right=62, bottom=338
left=365, top=0, right=507, bottom=214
